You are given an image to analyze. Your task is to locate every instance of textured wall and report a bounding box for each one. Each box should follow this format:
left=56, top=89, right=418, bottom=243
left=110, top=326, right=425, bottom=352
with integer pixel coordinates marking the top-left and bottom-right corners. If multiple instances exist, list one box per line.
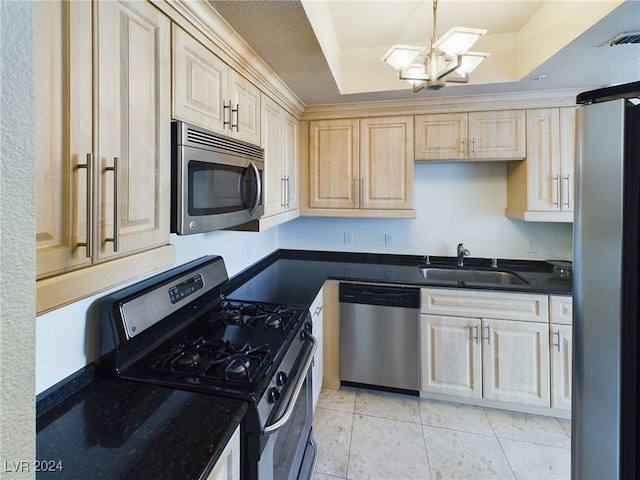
left=0, top=0, right=36, bottom=476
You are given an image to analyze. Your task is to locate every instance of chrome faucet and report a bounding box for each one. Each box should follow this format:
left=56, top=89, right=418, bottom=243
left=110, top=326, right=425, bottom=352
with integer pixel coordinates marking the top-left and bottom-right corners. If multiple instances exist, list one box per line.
left=457, top=243, right=470, bottom=267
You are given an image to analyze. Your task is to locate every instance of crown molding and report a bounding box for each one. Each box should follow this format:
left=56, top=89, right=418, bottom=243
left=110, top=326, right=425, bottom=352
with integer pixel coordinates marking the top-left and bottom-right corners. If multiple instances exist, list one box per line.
left=151, top=0, right=305, bottom=118
left=301, top=88, right=589, bottom=120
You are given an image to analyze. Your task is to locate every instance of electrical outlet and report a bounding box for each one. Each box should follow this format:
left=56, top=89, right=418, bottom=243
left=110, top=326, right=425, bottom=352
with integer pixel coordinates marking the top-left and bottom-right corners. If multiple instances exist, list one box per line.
left=385, top=234, right=395, bottom=248
left=344, top=232, right=354, bottom=246
left=526, top=238, right=537, bottom=253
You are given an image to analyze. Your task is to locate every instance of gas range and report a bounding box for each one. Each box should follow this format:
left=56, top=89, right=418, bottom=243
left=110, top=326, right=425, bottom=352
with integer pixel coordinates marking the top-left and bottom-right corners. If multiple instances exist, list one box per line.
left=99, top=256, right=317, bottom=479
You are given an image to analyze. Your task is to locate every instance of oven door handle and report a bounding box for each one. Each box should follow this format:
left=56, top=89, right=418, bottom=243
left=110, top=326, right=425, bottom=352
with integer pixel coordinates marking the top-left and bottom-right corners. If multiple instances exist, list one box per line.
left=247, top=160, right=262, bottom=215
left=263, top=335, right=317, bottom=434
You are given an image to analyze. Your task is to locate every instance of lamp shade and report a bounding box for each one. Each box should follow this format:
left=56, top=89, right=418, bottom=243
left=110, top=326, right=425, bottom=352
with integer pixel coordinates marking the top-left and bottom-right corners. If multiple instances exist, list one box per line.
left=382, top=45, right=423, bottom=70
left=455, top=52, right=490, bottom=74
left=433, top=27, right=487, bottom=55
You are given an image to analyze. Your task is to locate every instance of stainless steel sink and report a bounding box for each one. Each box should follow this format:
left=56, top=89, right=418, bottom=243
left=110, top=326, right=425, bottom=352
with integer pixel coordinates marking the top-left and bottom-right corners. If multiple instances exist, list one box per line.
left=418, top=266, right=528, bottom=285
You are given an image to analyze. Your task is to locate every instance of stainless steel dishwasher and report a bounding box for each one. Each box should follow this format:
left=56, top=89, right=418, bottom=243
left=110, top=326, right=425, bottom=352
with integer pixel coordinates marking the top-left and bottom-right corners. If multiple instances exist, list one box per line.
left=339, top=283, right=420, bottom=394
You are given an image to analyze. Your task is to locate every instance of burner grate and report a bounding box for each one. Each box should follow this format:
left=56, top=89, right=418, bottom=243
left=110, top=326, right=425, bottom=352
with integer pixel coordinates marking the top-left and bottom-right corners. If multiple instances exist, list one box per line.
left=149, top=336, right=271, bottom=384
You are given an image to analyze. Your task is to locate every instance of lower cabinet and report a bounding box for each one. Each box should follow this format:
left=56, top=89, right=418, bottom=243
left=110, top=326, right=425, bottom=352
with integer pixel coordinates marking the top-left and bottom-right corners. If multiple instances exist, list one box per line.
left=207, top=425, right=240, bottom=480
left=421, top=314, right=550, bottom=407
left=420, top=288, right=562, bottom=411
left=310, top=287, right=324, bottom=412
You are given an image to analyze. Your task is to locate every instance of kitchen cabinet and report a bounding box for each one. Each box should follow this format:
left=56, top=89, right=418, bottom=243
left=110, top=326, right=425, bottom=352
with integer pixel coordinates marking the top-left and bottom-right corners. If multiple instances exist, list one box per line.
left=308, top=116, right=415, bottom=216
left=261, top=95, right=299, bottom=219
left=173, top=24, right=261, bottom=146
left=505, top=107, right=575, bottom=222
left=310, top=287, right=324, bottom=412
left=421, top=314, right=482, bottom=398
left=415, top=110, right=526, bottom=161
left=206, top=425, right=240, bottom=480
left=421, top=288, right=551, bottom=408
left=35, top=0, right=174, bottom=313
left=550, top=295, right=573, bottom=411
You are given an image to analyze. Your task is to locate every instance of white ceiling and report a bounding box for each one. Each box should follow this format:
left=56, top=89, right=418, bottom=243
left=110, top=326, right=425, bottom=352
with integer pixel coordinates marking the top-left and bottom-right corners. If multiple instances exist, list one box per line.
left=209, top=0, right=640, bottom=105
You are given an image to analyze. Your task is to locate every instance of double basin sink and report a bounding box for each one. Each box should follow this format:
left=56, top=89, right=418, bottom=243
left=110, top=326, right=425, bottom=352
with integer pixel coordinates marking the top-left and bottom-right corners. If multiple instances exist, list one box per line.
left=418, top=265, right=528, bottom=286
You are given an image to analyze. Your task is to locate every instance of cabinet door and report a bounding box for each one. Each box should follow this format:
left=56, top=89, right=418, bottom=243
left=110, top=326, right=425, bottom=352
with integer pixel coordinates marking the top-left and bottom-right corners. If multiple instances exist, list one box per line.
left=469, top=110, right=526, bottom=160
left=206, top=425, right=241, bottom=480
left=421, top=315, right=482, bottom=398
left=483, top=319, right=550, bottom=407
left=550, top=324, right=572, bottom=411
left=414, top=113, right=468, bottom=161
left=284, top=112, right=299, bottom=211
left=360, top=116, right=414, bottom=209
left=261, top=96, right=285, bottom=217
left=309, top=119, right=360, bottom=209
left=172, top=24, right=229, bottom=133
left=229, top=71, right=261, bottom=145
left=96, top=0, right=170, bottom=260
left=526, top=108, right=561, bottom=212
left=559, top=107, right=576, bottom=212
left=35, top=0, right=93, bottom=278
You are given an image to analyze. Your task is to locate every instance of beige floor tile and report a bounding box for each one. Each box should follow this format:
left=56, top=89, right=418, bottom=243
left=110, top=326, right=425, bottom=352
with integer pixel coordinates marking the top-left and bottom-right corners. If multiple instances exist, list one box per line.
left=485, top=409, right=571, bottom=448
left=348, top=414, right=430, bottom=480
left=500, top=438, right=571, bottom=480
left=556, top=417, right=571, bottom=437
left=354, top=389, right=421, bottom=424
left=419, top=398, right=494, bottom=436
left=423, top=426, right=515, bottom=480
left=313, top=406, right=353, bottom=477
left=313, top=473, right=346, bottom=480
left=317, top=387, right=357, bottom=413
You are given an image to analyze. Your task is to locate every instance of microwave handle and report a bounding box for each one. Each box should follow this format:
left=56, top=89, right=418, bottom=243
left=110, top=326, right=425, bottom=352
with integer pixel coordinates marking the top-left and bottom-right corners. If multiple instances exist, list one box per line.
left=248, top=160, right=262, bottom=214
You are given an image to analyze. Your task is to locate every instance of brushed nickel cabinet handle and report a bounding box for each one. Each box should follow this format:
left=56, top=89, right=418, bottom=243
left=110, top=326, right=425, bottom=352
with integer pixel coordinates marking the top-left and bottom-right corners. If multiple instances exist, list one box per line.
left=223, top=101, right=231, bottom=129
left=471, top=137, right=477, bottom=157
left=353, top=178, right=357, bottom=207
left=360, top=178, right=365, bottom=207
left=563, top=175, right=571, bottom=208
left=104, top=157, right=119, bottom=252
left=553, top=175, right=560, bottom=207
left=553, top=330, right=561, bottom=352
left=472, top=325, right=479, bottom=345
left=285, top=176, right=290, bottom=209
left=77, top=153, right=94, bottom=258
left=232, top=104, right=239, bottom=132
left=462, top=138, right=467, bottom=157
left=281, top=177, right=286, bottom=208
left=484, top=325, right=491, bottom=345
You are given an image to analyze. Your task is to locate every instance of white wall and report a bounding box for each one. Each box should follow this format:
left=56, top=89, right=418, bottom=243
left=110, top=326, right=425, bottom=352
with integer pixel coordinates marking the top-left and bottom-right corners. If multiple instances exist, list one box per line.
left=35, top=229, right=278, bottom=394
left=280, top=162, right=573, bottom=260
left=1, top=0, right=36, bottom=471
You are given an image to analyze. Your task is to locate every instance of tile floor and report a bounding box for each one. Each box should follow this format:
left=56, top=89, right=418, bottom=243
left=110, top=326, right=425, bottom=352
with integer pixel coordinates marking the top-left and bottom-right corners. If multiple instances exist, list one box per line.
left=312, top=387, right=571, bottom=480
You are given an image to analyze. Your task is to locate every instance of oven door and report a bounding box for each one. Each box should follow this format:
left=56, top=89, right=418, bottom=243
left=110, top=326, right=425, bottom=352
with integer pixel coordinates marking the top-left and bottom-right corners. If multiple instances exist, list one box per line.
left=173, top=145, right=263, bottom=234
left=256, top=336, right=317, bottom=480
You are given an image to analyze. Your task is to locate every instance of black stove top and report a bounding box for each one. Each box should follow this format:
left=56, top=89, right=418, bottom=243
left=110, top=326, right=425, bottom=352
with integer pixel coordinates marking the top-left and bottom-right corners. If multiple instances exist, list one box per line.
left=119, top=299, right=306, bottom=397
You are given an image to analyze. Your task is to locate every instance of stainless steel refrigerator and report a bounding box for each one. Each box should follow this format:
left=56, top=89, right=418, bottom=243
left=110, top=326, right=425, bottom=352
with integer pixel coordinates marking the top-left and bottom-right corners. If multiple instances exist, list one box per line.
left=573, top=81, right=640, bottom=479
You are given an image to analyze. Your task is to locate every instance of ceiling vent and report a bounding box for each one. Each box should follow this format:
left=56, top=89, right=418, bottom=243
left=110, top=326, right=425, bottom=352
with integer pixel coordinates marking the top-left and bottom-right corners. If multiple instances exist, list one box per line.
left=601, top=31, right=640, bottom=46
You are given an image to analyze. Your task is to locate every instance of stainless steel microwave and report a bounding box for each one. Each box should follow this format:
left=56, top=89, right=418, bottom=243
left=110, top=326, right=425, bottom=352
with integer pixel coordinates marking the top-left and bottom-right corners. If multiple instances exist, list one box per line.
left=171, top=121, right=264, bottom=234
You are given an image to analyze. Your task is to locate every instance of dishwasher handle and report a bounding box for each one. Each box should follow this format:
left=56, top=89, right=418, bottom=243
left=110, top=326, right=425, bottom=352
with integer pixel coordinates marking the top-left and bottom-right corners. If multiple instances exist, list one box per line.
left=339, top=283, right=420, bottom=308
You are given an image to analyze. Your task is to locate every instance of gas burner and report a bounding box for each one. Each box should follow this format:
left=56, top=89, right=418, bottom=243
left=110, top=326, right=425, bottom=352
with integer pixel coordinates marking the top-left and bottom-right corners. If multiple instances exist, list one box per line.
left=208, top=300, right=293, bottom=332
left=150, top=337, right=271, bottom=385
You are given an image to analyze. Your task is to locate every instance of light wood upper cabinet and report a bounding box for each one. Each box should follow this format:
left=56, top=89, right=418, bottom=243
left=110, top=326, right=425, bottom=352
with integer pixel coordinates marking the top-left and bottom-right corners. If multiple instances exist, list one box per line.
left=35, top=0, right=93, bottom=277
left=360, top=116, right=414, bottom=210
left=35, top=0, right=174, bottom=313
left=415, top=110, right=526, bottom=161
left=173, top=25, right=261, bottom=145
left=505, top=107, right=576, bottom=222
left=308, top=116, right=414, bottom=215
left=96, top=0, right=171, bottom=262
left=261, top=95, right=299, bottom=218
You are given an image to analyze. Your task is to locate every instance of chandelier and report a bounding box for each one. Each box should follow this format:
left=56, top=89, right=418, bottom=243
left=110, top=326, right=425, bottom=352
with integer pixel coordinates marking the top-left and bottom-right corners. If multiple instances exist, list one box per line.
left=382, top=0, right=489, bottom=92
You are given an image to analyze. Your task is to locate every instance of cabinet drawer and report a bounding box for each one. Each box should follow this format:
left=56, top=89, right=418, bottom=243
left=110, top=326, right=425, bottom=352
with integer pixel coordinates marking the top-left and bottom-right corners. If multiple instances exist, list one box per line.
left=550, top=295, right=573, bottom=325
left=421, top=288, right=549, bottom=323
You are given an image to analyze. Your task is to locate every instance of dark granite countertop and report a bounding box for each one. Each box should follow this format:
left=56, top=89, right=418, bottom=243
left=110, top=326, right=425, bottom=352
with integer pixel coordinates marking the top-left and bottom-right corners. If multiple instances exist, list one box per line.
left=36, top=367, right=246, bottom=480
left=224, top=249, right=572, bottom=308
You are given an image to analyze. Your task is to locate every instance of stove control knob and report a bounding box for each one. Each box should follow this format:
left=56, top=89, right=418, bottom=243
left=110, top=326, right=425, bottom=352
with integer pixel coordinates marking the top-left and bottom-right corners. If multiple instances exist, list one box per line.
left=277, top=371, right=288, bottom=386
left=268, top=387, right=281, bottom=403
